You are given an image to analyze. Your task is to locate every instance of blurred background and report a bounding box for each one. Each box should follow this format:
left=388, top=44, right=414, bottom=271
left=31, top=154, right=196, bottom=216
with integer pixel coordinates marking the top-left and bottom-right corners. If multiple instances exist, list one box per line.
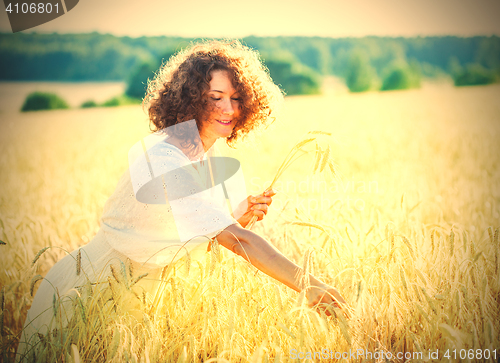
left=0, top=0, right=499, bottom=111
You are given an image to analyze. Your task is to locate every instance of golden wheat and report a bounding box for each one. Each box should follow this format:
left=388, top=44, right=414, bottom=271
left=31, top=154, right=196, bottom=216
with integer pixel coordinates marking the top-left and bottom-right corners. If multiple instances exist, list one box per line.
left=1, top=84, right=499, bottom=362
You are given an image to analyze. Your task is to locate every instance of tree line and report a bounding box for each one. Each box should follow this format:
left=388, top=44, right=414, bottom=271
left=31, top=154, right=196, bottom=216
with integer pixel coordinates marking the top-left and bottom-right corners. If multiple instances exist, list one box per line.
left=1, top=32, right=499, bottom=96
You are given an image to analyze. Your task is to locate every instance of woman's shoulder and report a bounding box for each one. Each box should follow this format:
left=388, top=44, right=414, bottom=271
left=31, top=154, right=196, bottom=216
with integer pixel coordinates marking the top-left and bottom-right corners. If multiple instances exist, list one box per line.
left=145, top=135, right=187, bottom=159
left=129, top=133, right=190, bottom=172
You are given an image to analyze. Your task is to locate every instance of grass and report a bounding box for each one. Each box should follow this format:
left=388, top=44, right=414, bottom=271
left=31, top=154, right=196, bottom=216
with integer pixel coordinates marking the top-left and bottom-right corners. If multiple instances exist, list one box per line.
left=1, top=83, right=499, bottom=362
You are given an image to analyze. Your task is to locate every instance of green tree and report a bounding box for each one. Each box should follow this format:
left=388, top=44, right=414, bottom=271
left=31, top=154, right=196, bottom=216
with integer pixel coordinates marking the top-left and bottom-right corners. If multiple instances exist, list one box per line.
left=381, top=61, right=421, bottom=91
left=80, top=100, right=97, bottom=108
left=3, top=33, right=500, bottom=85
left=101, top=95, right=141, bottom=107
left=263, top=55, right=321, bottom=95
left=448, top=56, right=463, bottom=76
left=125, top=60, right=158, bottom=99
left=345, top=50, right=376, bottom=92
left=125, top=50, right=176, bottom=99
left=21, top=92, right=69, bottom=111
left=452, top=63, right=497, bottom=86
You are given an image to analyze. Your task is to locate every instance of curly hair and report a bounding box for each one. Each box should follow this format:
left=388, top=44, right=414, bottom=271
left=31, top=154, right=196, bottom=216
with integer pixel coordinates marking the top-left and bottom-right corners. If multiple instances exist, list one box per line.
left=145, top=39, right=283, bottom=147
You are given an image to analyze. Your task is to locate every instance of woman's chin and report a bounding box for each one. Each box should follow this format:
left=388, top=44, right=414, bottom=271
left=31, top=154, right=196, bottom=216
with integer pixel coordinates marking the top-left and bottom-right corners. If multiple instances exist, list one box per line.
left=217, top=128, right=234, bottom=139
left=218, top=133, right=232, bottom=140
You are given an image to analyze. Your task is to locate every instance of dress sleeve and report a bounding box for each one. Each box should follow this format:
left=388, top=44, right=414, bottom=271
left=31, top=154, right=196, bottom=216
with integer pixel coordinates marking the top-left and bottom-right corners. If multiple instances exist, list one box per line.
left=145, top=141, right=239, bottom=242
left=100, top=135, right=238, bottom=268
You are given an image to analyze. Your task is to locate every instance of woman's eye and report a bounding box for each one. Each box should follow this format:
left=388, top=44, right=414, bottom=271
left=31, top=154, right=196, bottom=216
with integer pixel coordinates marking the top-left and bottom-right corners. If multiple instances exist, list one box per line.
left=231, top=98, right=241, bottom=102
left=211, top=97, right=221, bottom=101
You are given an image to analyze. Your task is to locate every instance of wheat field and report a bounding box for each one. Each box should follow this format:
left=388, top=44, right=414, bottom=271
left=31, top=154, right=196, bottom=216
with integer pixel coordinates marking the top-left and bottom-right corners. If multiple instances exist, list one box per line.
left=0, top=82, right=499, bottom=362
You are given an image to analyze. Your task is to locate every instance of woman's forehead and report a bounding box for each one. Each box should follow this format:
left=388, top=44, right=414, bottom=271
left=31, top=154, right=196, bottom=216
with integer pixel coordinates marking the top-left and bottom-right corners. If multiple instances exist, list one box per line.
left=209, top=70, right=237, bottom=94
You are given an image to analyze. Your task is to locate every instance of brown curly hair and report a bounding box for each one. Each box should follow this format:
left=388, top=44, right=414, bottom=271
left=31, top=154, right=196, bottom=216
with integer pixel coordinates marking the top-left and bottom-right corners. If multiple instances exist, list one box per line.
left=145, top=39, right=283, bottom=147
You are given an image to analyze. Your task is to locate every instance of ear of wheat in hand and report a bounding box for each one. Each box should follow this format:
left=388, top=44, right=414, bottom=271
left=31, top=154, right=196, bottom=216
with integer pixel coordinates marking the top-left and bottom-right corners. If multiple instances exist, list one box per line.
left=246, top=131, right=338, bottom=230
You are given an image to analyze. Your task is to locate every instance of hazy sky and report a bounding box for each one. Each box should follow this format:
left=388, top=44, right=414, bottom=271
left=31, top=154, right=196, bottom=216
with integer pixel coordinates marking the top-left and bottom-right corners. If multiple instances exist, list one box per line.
left=1, top=0, right=500, bottom=38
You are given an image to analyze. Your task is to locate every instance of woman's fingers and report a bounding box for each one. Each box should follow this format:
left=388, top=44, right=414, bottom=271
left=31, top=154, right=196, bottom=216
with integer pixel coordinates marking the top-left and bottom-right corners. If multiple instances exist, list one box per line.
left=264, top=188, right=276, bottom=197
left=251, top=189, right=275, bottom=207
left=252, top=203, right=269, bottom=212
left=308, top=290, right=340, bottom=307
left=251, top=195, right=273, bottom=206
left=307, top=284, right=351, bottom=318
left=327, top=288, right=347, bottom=305
left=248, top=190, right=275, bottom=218
left=251, top=204, right=267, bottom=220
left=243, top=189, right=276, bottom=222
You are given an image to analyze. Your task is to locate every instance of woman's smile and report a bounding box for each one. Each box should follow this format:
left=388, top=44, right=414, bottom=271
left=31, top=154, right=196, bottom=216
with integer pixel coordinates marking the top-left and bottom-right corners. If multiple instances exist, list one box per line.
left=216, top=118, right=232, bottom=125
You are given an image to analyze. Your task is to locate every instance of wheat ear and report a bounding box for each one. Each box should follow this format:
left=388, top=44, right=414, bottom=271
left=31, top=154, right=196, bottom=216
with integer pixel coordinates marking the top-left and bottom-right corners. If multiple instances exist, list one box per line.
left=246, top=131, right=337, bottom=230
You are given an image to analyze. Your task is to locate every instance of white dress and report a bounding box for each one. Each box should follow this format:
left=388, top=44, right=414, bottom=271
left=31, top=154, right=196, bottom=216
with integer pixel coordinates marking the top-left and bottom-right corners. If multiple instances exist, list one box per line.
left=17, top=129, right=246, bottom=361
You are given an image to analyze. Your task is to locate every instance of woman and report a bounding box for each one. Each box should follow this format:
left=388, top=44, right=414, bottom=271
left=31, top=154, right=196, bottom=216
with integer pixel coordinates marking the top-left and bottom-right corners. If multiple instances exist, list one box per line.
left=17, top=40, right=346, bottom=361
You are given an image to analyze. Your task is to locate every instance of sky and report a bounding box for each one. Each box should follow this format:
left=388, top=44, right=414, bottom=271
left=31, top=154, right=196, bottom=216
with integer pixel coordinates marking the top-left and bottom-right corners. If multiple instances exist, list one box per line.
left=1, top=0, right=500, bottom=38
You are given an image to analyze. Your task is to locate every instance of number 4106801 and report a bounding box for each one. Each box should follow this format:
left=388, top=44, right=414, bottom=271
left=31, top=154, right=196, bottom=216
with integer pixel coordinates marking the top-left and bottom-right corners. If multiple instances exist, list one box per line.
left=444, top=349, right=497, bottom=360
left=5, top=3, right=60, bottom=14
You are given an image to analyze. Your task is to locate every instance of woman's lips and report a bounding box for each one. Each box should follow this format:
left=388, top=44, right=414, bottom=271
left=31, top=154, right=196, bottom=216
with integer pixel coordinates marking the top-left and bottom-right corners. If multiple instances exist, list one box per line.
left=216, top=119, right=232, bottom=125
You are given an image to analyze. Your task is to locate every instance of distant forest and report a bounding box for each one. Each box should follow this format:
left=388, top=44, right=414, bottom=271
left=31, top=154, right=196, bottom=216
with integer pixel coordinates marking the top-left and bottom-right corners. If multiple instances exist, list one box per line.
left=1, top=33, right=499, bottom=95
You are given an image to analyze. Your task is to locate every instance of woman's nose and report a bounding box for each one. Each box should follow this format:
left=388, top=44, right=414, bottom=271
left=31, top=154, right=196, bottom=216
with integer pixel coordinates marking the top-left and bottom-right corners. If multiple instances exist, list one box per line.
left=220, top=98, right=234, bottom=115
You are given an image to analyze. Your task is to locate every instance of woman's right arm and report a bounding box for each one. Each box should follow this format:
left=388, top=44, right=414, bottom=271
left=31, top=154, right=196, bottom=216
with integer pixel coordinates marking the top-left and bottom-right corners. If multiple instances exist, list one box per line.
left=215, top=224, right=347, bottom=312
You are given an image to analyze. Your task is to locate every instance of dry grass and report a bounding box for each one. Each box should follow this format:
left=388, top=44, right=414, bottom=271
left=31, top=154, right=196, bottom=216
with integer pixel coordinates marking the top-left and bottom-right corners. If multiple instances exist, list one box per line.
left=1, top=83, right=499, bottom=362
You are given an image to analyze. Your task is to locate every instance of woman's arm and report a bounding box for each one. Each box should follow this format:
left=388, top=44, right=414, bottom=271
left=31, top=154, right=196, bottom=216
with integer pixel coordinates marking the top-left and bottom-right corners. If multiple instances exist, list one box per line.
left=216, top=224, right=347, bottom=312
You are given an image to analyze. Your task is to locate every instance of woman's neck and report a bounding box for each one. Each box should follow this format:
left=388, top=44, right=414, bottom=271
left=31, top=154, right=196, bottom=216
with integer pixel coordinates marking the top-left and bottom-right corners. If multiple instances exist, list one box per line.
left=201, top=137, right=216, bottom=152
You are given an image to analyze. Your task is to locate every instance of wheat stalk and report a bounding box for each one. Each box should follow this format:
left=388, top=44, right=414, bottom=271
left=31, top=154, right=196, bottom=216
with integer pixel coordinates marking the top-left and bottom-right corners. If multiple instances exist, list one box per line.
left=76, top=249, right=82, bottom=276
left=110, top=265, right=120, bottom=284
left=30, top=274, right=43, bottom=296
left=400, top=267, right=408, bottom=291
left=52, top=292, right=58, bottom=316
left=246, top=131, right=338, bottom=230
left=449, top=230, right=455, bottom=256
left=32, top=247, right=50, bottom=267
left=0, top=287, right=4, bottom=337
left=488, top=226, right=494, bottom=243
left=127, top=257, right=134, bottom=278
left=131, top=273, right=149, bottom=286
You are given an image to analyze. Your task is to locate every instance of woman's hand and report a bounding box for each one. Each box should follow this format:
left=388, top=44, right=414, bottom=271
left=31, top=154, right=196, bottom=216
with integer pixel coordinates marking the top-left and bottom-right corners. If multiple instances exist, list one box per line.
left=306, top=279, right=350, bottom=318
left=217, top=225, right=350, bottom=318
left=234, top=189, right=276, bottom=228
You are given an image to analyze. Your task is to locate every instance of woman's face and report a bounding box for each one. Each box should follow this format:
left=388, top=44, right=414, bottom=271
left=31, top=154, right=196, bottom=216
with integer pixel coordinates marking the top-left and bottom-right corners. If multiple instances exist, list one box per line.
left=199, top=70, right=241, bottom=145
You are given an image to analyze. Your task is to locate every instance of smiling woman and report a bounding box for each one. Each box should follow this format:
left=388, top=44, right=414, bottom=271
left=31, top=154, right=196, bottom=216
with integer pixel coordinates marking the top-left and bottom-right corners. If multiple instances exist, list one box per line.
left=145, top=40, right=282, bottom=148
left=16, top=39, right=348, bottom=362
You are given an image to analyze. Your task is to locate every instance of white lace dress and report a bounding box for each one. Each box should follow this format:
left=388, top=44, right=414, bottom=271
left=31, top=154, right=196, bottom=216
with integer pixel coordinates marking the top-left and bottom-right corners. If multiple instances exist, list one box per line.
left=17, top=132, right=245, bottom=361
